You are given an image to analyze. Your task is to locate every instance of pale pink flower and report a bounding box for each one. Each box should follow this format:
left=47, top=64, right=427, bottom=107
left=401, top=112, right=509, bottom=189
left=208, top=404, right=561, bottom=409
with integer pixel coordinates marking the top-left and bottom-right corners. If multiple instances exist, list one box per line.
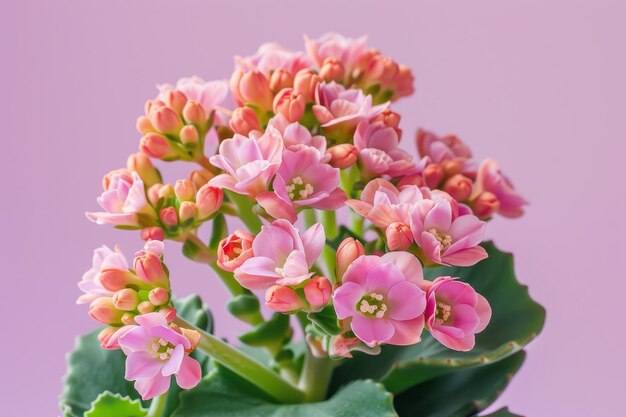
left=158, top=76, right=229, bottom=125
left=354, top=120, right=416, bottom=178
left=473, top=159, right=527, bottom=218
left=424, top=276, right=491, bottom=351
left=312, top=82, right=388, bottom=128
left=234, top=220, right=324, bottom=290
left=305, top=33, right=368, bottom=76
left=119, top=313, right=202, bottom=400
left=411, top=200, right=487, bottom=267
left=416, top=129, right=473, bottom=163
left=266, top=114, right=328, bottom=158
left=208, top=127, right=283, bottom=197
left=256, top=147, right=346, bottom=222
left=77, top=245, right=129, bottom=304
left=235, top=42, right=311, bottom=76
left=217, top=230, right=255, bottom=272
left=86, top=170, right=148, bottom=227
left=333, top=252, right=427, bottom=347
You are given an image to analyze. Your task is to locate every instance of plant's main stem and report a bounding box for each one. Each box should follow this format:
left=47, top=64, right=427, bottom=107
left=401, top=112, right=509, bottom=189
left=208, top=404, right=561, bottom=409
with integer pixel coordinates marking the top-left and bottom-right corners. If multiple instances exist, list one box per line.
left=299, top=350, right=335, bottom=403
left=174, top=317, right=305, bottom=404
left=146, top=392, right=166, bottom=417
left=321, top=210, right=338, bottom=281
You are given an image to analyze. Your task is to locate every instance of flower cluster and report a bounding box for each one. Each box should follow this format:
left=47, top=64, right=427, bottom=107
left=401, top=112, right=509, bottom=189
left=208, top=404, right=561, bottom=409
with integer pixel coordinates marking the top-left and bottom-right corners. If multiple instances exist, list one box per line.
left=78, top=33, right=527, bottom=403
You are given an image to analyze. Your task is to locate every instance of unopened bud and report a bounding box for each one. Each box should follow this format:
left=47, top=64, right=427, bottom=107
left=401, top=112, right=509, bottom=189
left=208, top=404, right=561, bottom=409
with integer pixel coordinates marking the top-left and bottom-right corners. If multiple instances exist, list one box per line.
left=385, top=222, right=413, bottom=251
left=159, top=307, right=177, bottom=323
left=147, top=183, right=163, bottom=206
left=140, top=133, right=178, bottom=159
left=121, top=313, right=137, bottom=325
left=238, top=70, right=273, bottom=111
left=136, top=115, right=154, bottom=134
left=179, top=125, right=200, bottom=145
left=336, top=237, right=365, bottom=282
left=100, top=267, right=147, bottom=292
left=148, top=287, right=170, bottom=306
left=293, top=69, right=321, bottom=102
left=423, top=163, right=444, bottom=188
left=471, top=191, right=500, bottom=219
left=230, top=106, right=262, bottom=135
left=157, top=184, right=176, bottom=200
left=304, top=277, right=332, bottom=309
left=149, top=106, right=182, bottom=134
left=443, top=174, right=473, bottom=201
left=98, top=325, right=134, bottom=350
left=127, top=152, right=161, bottom=187
left=265, top=285, right=304, bottom=313
left=196, top=184, right=223, bottom=220
left=134, top=252, right=169, bottom=288
left=326, top=144, right=358, bottom=169
left=141, top=227, right=164, bottom=241
left=174, top=179, right=196, bottom=201
left=441, top=160, right=462, bottom=177
left=162, top=90, right=188, bottom=114
left=137, top=301, right=155, bottom=314
left=182, top=100, right=207, bottom=125
left=273, top=88, right=305, bottom=123
left=112, top=288, right=140, bottom=311
left=269, top=68, right=294, bottom=93
left=89, top=297, right=123, bottom=325
left=159, top=207, right=178, bottom=226
left=188, top=169, right=213, bottom=189
left=319, top=57, right=345, bottom=82
left=178, top=201, right=197, bottom=223
left=397, top=174, right=424, bottom=188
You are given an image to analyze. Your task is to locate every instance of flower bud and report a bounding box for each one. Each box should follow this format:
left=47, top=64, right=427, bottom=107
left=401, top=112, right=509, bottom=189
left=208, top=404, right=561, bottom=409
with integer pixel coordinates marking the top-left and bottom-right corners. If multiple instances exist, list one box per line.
left=442, top=159, right=462, bottom=177
left=188, top=169, right=213, bottom=189
left=145, top=99, right=165, bottom=114
left=162, top=89, right=188, bottom=114
left=137, top=301, right=155, bottom=315
left=174, top=179, right=195, bottom=201
left=397, top=173, right=424, bottom=188
left=196, top=184, right=223, bottom=220
left=179, top=125, right=200, bottom=145
left=147, top=183, right=163, bottom=206
left=217, top=230, right=255, bottom=272
left=423, top=163, right=444, bottom=188
left=182, top=100, right=207, bottom=125
left=127, top=152, right=161, bottom=187
left=273, top=88, right=305, bottom=123
left=179, top=327, right=201, bottom=353
left=229, top=69, right=245, bottom=105
left=336, top=237, right=365, bottom=282
left=100, top=267, right=146, bottom=292
left=134, top=252, right=169, bottom=288
left=293, top=69, right=321, bottom=102
left=148, top=287, right=170, bottom=306
left=140, top=133, right=178, bottom=159
left=141, top=227, right=164, bottom=241
left=304, top=277, right=332, bottom=309
left=471, top=191, right=500, bottom=219
left=136, top=115, right=154, bottom=134
left=121, top=313, right=137, bottom=325
left=98, top=325, right=134, bottom=350
left=264, top=285, right=304, bottom=313
left=149, top=106, right=182, bottom=134
left=363, top=54, right=399, bottom=85
left=319, top=57, right=345, bottom=82
left=229, top=106, right=261, bottom=135
left=112, top=288, right=140, bottom=311
left=371, top=109, right=402, bottom=138
left=89, top=297, right=123, bottom=325
left=159, top=306, right=177, bottom=323
left=159, top=207, right=178, bottom=226
left=385, top=222, right=413, bottom=251
left=443, top=174, right=473, bottom=201
left=157, top=184, right=176, bottom=200
left=326, top=144, right=358, bottom=169
left=238, top=70, right=273, bottom=111
left=269, top=68, right=294, bottom=93
left=178, top=201, right=197, bottom=223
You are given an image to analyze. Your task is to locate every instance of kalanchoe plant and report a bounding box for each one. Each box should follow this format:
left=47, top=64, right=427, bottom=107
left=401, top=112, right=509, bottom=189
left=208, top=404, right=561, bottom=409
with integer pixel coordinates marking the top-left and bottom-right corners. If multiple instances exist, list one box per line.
left=61, top=33, right=544, bottom=417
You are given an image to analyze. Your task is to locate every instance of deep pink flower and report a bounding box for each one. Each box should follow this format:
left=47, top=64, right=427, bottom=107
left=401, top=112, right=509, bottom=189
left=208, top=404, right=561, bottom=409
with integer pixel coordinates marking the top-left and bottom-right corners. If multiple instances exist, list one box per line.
left=472, top=159, right=527, bottom=218
left=266, top=115, right=328, bottom=158
left=234, top=220, right=324, bottom=290
left=235, top=42, right=311, bottom=76
left=86, top=170, right=148, bottom=227
left=312, top=82, right=388, bottom=128
left=158, top=76, right=229, bottom=125
left=354, top=120, right=416, bottom=178
left=208, top=127, right=283, bottom=197
left=305, top=33, right=368, bottom=76
left=256, top=147, right=346, bottom=222
left=77, top=245, right=128, bottom=304
left=333, top=252, right=427, bottom=347
left=119, top=313, right=202, bottom=400
left=416, top=129, right=473, bottom=164
left=411, top=199, right=487, bottom=266
left=217, top=230, right=255, bottom=272
left=424, top=276, right=491, bottom=351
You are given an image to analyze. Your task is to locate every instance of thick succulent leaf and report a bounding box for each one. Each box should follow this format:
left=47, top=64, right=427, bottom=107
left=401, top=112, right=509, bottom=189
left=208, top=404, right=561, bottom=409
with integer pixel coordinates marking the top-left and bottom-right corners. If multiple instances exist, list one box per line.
left=393, top=351, right=525, bottom=417
left=84, top=392, right=147, bottom=417
left=172, top=365, right=397, bottom=417
left=479, top=407, right=524, bottom=417
left=330, top=242, right=545, bottom=394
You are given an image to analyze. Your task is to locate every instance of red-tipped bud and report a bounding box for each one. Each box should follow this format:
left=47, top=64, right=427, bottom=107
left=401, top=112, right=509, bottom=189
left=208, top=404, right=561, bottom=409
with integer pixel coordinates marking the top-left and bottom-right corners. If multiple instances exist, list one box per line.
left=319, top=57, right=345, bottom=82
left=134, top=252, right=169, bottom=288
left=269, top=68, right=294, bottom=93
left=100, top=267, right=144, bottom=292
left=182, top=100, right=207, bottom=125
left=293, top=69, right=321, bottom=102
left=196, top=184, right=223, bottom=220
left=162, top=90, right=188, bottom=114
left=159, top=207, right=178, bottom=226
left=336, top=237, right=365, bottom=282
left=127, top=152, right=161, bottom=187
left=326, top=144, right=358, bottom=169
left=385, top=222, right=413, bottom=251
left=141, top=227, right=164, bottom=241
left=471, top=191, right=500, bottom=219
left=273, top=88, right=305, bottom=123
left=149, top=287, right=170, bottom=306
left=140, top=133, right=179, bottom=159
left=304, top=277, right=332, bottom=309
left=423, top=163, right=444, bottom=188
left=137, top=301, right=155, bottom=314
left=179, top=125, right=200, bottom=145
left=229, top=106, right=261, bottom=135
left=112, top=288, right=140, bottom=311
left=178, top=201, right=197, bottom=223
left=159, top=307, right=177, bottom=323
left=145, top=99, right=165, bottom=114
left=265, top=285, right=304, bottom=313
left=157, top=184, right=176, bottom=200
left=98, top=325, right=134, bottom=350
left=188, top=170, right=213, bottom=189
left=238, top=70, right=273, bottom=111
left=149, top=106, right=182, bottom=134
left=443, top=174, right=473, bottom=201
left=397, top=174, right=424, bottom=188
left=89, top=297, right=123, bottom=325
left=174, top=179, right=196, bottom=201
left=136, top=115, right=154, bottom=134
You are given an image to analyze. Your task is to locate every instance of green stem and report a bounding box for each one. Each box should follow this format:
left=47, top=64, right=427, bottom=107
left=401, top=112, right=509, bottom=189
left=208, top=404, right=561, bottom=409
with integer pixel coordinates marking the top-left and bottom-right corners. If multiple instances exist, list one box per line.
left=321, top=210, right=338, bottom=281
left=175, top=316, right=305, bottom=404
left=350, top=211, right=364, bottom=237
left=298, top=350, right=335, bottom=402
left=225, top=190, right=263, bottom=234
left=209, top=263, right=246, bottom=296
left=303, top=208, right=318, bottom=229
left=146, top=393, right=166, bottom=417
left=197, top=155, right=218, bottom=174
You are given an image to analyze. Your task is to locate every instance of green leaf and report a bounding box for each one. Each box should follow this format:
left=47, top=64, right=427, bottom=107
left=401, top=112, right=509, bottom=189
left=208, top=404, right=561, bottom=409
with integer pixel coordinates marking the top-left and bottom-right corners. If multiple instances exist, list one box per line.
left=393, top=351, right=525, bottom=417
left=227, top=293, right=261, bottom=323
left=308, top=305, right=342, bottom=336
left=238, top=313, right=292, bottom=352
left=84, top=392, right=147, bottom=417
left=172, top=366, right=398, bottom=417
left=330, top=242, right=545, bottom=394
left=479, top=407, right=524, bottom=417
left=208, top=213, right=228, bottom=250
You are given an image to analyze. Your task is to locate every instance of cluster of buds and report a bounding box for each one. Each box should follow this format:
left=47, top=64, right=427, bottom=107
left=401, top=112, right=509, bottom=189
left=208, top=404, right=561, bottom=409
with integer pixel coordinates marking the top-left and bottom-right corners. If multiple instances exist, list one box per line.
left=265, top=276, right=332, bottom=314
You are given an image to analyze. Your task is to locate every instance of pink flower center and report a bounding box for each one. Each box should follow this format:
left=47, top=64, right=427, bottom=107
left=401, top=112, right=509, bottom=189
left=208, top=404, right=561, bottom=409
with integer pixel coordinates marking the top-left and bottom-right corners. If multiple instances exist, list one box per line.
left=222, top=239, right=243, bottom=262
left=150, top=338, right=175, bottom=361
left=427, top=228, right=452, bottom=250
left=357, top=292, right=388, bottom=319
left=285, top=176, right=314, bottom=200
left=435, top=299, right=453, bottom=325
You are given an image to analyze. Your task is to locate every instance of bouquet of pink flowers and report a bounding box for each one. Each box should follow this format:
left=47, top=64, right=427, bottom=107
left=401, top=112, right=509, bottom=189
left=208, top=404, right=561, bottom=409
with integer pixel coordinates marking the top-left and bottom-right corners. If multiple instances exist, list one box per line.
left=61, top=33, right=544, bottom=417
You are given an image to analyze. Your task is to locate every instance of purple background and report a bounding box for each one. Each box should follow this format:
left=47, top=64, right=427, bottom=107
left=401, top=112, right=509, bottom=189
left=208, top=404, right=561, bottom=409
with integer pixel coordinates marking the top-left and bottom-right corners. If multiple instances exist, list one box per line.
left=3, top=1, right=624, bottom=415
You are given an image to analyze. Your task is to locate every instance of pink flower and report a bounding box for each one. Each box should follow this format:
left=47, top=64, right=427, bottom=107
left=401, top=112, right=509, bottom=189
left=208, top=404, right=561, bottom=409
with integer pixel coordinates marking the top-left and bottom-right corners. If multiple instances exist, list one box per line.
left=208, top=127, right=283, bottom=197
left=158, top=76, right=229, bottom=125
left=305, top=33, right=368, bottom=76
left=235, top=42, right=311, bottom=76
left=472, top=159, right=527, bottom=218
left=234, top=220, right=324, bottom=290
left=77, top=245, right=129, bottom=304
left=266, top=115, right=328, bottom=158
left=256, top=147, right=346, bottom=222
left=119, top=313, right=202, bottom=400
left=333, top=252, right=427, bottom=347
left=354, top=120, right=416, bottom=178
left=217, top=230, right=255, bottom=272
left=416, top=129, right=473, bottom=163
left=313, top=82, right=388, bottom=128
left=411, top=200, right=487, bottom=266
left=424, top=277, right=491, bottom=351
left=86, top=170, right=149, bottom=227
